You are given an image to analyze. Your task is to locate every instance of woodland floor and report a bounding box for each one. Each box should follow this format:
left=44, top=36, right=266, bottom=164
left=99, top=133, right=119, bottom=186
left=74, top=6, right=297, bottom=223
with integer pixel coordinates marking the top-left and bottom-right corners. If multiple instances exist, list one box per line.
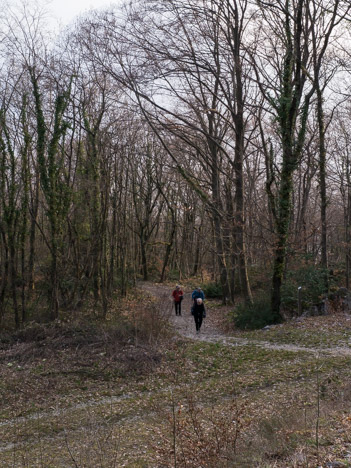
left=1, top=283, right=351, bottom=466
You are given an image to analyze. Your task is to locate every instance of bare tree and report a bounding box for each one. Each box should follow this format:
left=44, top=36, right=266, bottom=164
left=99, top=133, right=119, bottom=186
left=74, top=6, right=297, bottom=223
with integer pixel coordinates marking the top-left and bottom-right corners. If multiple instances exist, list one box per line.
left=252, top=0, right=346, bottom=319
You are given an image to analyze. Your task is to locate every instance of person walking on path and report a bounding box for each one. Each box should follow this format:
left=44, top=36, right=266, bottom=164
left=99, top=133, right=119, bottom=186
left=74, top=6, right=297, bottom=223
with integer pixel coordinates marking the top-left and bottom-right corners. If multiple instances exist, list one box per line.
left=171, top=285, right=184, bottom=316
left=192, top=297, right=206, bottom=333
left=191, top=286, right=205, bottom=304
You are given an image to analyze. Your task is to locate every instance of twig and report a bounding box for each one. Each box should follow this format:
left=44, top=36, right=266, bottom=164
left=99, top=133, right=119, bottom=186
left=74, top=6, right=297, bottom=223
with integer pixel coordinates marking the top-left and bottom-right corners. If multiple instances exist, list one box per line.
left=64, top=431, right=80, bottom=468
left=315, top=357, right=322, bottom=464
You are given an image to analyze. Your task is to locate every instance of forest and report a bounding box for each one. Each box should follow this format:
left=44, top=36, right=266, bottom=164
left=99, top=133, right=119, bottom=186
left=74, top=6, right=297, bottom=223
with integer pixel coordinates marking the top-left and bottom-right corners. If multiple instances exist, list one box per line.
left=3, top=1, right=351, bottom=467
left=0, top=0, right=351, bottom=327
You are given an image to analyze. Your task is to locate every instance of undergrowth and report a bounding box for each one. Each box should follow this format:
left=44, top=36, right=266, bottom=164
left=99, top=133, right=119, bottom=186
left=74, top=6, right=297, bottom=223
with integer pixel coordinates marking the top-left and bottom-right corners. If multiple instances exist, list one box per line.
left=155, top=393, right=247, bottom=467
left=230, top=294, right=280, bottom=330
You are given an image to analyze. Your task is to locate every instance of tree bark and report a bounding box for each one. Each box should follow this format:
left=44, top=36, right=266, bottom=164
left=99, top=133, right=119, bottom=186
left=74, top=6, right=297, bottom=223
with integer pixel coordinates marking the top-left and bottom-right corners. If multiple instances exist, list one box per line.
left=316, top=86, right=329, bottom=291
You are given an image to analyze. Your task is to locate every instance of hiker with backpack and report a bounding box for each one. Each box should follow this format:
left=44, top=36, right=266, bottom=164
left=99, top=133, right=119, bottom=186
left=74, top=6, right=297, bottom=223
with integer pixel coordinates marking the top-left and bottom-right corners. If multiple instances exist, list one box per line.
left=191, top=286, right=205, bottom=304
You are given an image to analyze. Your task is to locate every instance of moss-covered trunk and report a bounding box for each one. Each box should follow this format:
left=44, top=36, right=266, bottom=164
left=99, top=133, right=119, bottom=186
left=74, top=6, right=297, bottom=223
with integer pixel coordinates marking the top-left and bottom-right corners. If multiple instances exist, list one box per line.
left=20, top=95, right=30, bottom=323
left=271, top=164, right=294, bottom=320
left=30, top=68, right=71, bottom=320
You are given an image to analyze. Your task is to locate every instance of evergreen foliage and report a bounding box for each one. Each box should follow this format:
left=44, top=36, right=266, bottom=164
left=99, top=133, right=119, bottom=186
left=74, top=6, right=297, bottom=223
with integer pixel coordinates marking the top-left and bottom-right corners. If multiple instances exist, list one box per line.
left=202, top=282, right=223, bottom=299
left=231, top=295, right=280, bottom=330
left=281, top=265, right=330, bottom=313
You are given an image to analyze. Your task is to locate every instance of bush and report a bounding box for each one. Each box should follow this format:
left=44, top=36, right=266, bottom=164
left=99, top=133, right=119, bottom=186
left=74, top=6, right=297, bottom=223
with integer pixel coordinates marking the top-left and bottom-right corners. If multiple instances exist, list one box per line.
left=201, top=282, right=222, bottom=298
left=281, top=264, right=329, bottom=313
left=231, top=295, right=280, bottom=330
left=155, top=394, right=245, bottom=467
left=128, top=301, right=171, bottom=345
left=168, top=269, right=181, bottom=281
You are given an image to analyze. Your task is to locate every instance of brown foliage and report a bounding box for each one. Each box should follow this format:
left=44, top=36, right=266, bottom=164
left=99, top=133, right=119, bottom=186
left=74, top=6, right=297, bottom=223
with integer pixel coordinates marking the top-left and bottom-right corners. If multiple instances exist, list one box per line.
left=155, top=394, right=248, bottom=467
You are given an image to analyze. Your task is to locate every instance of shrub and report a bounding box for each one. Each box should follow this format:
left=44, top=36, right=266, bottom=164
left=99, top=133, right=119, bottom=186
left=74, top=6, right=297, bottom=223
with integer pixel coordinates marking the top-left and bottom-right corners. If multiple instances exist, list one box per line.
left=281, top=264, right=329, bottom=313
left=168, top=268, right=181, bottom=281
left=128, top=301, right=171, bottom=346
left=231, top=294, right=279, bottom=330
left=155, top=393, right=246, bottom=467
left=201, top=282, right=222, bottom=298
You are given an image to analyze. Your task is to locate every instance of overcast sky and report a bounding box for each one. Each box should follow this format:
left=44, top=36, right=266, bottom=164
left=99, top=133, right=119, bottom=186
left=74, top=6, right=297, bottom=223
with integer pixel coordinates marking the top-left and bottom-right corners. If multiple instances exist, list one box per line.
left=47, top=0, right=118, bottom=26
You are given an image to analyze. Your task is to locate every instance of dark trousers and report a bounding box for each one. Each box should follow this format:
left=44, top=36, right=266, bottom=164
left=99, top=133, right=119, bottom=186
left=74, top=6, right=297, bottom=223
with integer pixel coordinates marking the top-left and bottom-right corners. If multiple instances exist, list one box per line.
left=194, top=313, right=203, bottom=331
left=175, top=301, right=182, bottom=315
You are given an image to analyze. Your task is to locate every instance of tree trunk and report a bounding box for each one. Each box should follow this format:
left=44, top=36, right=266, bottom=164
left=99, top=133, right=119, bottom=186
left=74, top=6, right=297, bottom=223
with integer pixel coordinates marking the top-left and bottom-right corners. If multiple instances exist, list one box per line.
left=108, top=191, right=118, bottom=294
left=50, top=244, right=59, bottom=320
left=28, top=172, right=39, bottom=292
left=9, top=242, right=19, bottom=328
left=140, top=231, right=148, bottom=281
left=271, top=158, right=295, bottom=320
left=0, top=227, right=9, bottom=326
left=160, top=219, right=176, bottom=283
left=213, top=210, right=229, bottom=302
left=20, top=94, right=30, bottom=322
left=233, top=5, right=252, bottom=304
left=346, top=158, right=351, bottom=289
left=208, top=107, right=230, bottom=302
left=316, top=87, right=328, bottom=291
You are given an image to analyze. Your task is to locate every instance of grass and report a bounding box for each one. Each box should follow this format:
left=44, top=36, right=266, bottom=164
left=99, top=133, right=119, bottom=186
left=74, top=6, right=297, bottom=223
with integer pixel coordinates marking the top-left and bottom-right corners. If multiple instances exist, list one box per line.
left=2, top=339, right=351, bottom=466
left=230, top=313, right=351, bottom=348
left=1, top=292, right=351, bottom=466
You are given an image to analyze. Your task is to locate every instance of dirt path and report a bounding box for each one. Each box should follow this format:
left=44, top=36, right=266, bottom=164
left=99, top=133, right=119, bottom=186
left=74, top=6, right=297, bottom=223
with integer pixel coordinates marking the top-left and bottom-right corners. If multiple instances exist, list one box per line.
left=142, top=282, right=351, bottom=357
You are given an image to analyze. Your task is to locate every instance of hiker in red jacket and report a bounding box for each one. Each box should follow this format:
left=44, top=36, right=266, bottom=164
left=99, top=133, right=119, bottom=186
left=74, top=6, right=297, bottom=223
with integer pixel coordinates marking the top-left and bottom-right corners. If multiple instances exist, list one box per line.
left=171, top=285, right=184, bottom=316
